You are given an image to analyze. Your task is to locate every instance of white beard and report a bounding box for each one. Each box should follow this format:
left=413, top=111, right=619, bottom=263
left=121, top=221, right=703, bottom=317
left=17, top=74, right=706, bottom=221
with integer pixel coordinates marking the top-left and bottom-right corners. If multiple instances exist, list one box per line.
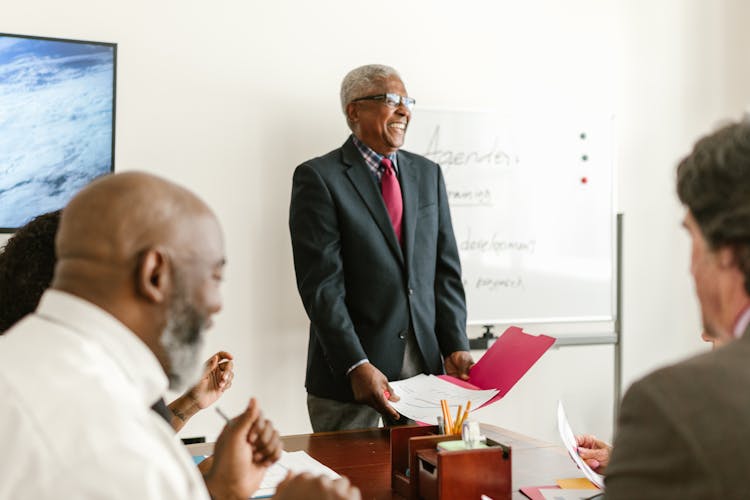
left=159, top=293, right=206, bottom=391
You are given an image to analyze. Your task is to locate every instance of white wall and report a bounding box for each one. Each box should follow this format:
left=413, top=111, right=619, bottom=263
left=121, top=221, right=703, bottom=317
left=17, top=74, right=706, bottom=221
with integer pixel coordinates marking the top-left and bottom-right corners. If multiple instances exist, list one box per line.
left=616, top=0, right=750, bottom=391
left=3, top=0, right=750, bottom=443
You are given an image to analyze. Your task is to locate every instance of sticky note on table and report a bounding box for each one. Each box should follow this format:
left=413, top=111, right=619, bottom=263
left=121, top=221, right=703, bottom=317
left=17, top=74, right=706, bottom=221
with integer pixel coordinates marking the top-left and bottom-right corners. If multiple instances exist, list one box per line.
left=556, top=478, right=599, bottom=489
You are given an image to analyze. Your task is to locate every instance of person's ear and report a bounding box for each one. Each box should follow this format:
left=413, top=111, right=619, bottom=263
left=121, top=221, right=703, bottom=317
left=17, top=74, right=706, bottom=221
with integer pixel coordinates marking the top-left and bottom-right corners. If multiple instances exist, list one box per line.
left=716, top=246, right=737, bottom=269
left=346, top=102, right=360, bottom=125
left=136, top=248, right=170, bottom=304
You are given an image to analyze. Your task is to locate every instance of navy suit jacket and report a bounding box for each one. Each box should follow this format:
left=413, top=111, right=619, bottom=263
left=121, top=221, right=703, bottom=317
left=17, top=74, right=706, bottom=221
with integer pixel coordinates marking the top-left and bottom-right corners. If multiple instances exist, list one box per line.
left=289, top=136, right=469, bottom=402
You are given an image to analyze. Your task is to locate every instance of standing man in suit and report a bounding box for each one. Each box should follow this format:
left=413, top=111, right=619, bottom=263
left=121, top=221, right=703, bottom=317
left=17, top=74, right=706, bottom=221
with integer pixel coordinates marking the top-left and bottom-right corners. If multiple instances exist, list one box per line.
left=603, top=119, right=750, bottom=498
left=289, top=64, right=474, bottom=432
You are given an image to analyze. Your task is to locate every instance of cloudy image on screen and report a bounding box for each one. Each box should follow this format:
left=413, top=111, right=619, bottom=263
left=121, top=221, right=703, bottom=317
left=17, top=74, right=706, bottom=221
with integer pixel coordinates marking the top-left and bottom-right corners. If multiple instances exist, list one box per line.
left=0, top=34, right=115, bottom=230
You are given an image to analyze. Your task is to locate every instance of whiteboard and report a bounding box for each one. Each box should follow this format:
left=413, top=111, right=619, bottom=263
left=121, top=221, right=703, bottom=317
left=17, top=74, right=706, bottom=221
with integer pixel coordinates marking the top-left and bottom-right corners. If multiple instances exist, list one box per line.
left=404, top=110, right=615, bottom=324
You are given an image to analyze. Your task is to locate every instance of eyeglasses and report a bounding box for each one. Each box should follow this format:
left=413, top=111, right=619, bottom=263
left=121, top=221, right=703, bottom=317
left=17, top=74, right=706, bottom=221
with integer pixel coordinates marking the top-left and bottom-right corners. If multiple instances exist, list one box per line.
left=351, top=93, right=416, bottom=111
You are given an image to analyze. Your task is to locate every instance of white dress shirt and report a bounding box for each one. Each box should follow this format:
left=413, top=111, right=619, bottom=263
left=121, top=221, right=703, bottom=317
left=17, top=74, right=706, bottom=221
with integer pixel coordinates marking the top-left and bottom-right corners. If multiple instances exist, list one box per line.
left=734, top=304, right=750, bottom=339
left=0, top=290, right=209, bottom=500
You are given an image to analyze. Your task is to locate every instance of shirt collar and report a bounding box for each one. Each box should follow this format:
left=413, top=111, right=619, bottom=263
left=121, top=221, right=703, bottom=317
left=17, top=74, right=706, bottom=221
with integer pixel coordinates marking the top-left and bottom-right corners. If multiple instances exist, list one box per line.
left=351, top=134, right=398, bottom=175
left=35, top=289, right=168, bottom=408
left=733, top=303, right=750, bottom=339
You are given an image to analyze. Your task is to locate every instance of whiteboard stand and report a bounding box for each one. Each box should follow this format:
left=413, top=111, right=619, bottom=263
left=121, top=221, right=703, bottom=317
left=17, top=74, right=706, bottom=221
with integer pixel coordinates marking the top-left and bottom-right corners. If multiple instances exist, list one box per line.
left=613, top=212, right=623, bottom=426
left=468, top=325, right=498, bottom=350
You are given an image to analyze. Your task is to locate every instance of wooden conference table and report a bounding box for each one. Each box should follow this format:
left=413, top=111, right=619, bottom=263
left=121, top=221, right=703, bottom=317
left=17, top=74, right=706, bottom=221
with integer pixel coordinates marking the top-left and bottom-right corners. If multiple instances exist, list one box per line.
left=190, top=423, right=584, bottom=499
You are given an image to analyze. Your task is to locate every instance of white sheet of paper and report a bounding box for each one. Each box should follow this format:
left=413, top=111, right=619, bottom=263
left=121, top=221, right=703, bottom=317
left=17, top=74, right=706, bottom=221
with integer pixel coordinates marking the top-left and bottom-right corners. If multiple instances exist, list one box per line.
left=251, top=450, right=341, bottom=498
left=541, top=489, right=601, bottom=500
left=388, top=374, right=499, bottom=424
left=556, top=401, right=605, bottom=489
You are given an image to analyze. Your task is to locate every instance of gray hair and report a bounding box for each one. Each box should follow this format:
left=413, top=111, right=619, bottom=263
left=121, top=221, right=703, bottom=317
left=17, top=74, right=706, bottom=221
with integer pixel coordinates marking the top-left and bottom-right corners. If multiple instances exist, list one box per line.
left=340, top=64, right=402, bottom=115
left=677, top=118, right=750, bottom=294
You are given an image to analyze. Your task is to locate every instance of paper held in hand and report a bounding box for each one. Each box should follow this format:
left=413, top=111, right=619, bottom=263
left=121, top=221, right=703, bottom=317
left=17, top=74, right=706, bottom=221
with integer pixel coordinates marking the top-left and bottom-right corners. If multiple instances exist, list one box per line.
left=387, top=326, right=555, bottom=424
left=556, top=401, right=605, bottom=489
left=388, top=374, right=498, bottom=424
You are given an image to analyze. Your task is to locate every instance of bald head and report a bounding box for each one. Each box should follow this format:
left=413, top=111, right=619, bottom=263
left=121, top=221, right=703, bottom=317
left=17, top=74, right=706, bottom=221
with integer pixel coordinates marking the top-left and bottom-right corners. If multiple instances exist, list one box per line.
left=52, top=172, right=226, bottom=389
left=56, top=171, right=216, bottom=267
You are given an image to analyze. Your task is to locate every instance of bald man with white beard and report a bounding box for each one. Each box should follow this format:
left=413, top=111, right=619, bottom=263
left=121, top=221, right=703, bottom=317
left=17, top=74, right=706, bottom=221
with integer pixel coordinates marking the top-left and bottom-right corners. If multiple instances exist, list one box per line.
left=0, top=172, right=359, bottom=500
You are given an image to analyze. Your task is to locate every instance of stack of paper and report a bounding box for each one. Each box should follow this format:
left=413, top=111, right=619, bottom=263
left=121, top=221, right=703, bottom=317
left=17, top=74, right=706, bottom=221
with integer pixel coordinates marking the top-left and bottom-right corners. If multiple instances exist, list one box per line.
left=251, top=450, right=341, bottom=499
left=388, top=374, right=498, bottom=424
left=388, top=326, right=555, bottom=423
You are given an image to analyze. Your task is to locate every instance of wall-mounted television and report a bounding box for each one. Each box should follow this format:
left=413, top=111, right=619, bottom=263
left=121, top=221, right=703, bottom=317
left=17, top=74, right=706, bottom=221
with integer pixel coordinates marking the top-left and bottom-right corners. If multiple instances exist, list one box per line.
left=0, top=33, right=116, bottom=232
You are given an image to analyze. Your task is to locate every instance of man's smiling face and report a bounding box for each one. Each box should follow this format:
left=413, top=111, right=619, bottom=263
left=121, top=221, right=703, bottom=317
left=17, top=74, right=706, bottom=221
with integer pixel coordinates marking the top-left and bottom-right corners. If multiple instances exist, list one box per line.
left=347, top=75, right=411, bottom=156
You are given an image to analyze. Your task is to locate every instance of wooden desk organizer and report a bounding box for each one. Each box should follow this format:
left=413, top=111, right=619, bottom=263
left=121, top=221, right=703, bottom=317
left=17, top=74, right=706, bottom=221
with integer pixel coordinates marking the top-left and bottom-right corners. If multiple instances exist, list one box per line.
left=390, top=425, right=511, bottom=500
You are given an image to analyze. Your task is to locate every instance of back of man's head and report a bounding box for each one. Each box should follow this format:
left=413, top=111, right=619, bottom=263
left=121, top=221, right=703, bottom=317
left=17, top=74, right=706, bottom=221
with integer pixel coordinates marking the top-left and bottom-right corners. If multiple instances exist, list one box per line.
left=677, top=119, right=750, bottom=294
left=53, top=171, right=225, bottom=390
left=56, top=172, right=208, bottom=267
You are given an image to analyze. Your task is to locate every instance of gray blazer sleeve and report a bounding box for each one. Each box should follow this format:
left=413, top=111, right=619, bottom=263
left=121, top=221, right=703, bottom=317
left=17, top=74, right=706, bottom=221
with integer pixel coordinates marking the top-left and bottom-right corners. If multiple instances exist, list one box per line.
left=605, top=377, right=714, bottom=500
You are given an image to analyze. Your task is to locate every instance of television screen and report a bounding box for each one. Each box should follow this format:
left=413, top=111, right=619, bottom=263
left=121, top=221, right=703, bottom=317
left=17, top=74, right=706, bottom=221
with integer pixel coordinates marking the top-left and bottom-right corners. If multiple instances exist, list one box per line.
left=0, top=33, right=116, bottom=232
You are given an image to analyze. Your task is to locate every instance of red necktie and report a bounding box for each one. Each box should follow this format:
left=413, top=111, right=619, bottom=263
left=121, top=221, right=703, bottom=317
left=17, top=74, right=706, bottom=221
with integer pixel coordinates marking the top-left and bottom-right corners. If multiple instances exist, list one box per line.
left=380, top=158, right=403, bottom=244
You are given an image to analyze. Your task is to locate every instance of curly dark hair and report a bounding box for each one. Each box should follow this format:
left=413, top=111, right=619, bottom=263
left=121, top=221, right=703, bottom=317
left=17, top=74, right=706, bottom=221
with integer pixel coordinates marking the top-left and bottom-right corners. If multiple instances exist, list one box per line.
left=0, top=210, right=62, bottom=333
left=677, top=119, right=750, bottom=294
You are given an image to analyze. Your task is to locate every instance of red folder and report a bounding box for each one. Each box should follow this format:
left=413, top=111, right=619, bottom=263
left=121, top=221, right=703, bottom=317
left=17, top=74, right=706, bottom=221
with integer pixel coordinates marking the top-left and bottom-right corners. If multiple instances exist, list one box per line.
left=439, top=326, right=556, bottom=407
left=519, top=485, right=561, bottom=500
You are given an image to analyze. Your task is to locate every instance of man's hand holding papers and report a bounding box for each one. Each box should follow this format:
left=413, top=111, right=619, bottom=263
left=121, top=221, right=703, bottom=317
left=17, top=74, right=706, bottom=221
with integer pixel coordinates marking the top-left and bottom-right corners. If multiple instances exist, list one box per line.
left=349, top=362, right=401, bottom=420
left=444, top=350, right=475, bottom=380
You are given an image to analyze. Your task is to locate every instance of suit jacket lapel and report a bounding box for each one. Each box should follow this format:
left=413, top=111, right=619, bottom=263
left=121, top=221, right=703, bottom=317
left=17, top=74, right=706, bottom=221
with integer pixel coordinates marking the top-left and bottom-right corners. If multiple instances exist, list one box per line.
left=398, top=151, right=418, bottom=274
left=342, top=138, right=404, bottom=265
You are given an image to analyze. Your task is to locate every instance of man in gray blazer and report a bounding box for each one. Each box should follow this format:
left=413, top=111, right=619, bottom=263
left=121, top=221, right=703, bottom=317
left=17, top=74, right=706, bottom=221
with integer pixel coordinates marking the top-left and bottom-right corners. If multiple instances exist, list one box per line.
left=603, top=119, right=750, bottom=498
left=289, top=64, right=474, bottom=432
